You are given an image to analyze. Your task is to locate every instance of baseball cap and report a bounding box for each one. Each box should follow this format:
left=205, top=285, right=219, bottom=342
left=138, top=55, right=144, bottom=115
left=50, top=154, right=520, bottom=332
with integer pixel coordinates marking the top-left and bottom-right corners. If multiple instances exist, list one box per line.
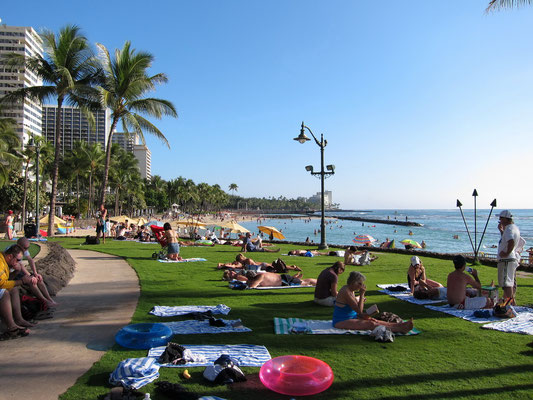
left=7, top=210, right=13, bottom=214
left=410, top=256, right=421, bottom=266
left=498, top=210, right=513, bottom=219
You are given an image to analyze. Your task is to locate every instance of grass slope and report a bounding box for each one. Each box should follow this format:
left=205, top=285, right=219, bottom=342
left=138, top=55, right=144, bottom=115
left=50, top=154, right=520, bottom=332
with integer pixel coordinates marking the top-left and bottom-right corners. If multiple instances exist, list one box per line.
left=51, top=238, right=533, bottom=400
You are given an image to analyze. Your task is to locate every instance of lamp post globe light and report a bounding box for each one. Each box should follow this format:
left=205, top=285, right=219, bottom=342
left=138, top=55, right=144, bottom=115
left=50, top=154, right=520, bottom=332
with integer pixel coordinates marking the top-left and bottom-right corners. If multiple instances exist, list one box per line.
left=294, top=122, right=335, bottom=250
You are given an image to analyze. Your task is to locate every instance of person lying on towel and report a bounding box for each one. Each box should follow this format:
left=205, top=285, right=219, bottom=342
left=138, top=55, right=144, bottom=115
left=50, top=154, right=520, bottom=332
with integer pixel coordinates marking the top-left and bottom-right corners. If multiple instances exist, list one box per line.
left=447, top=255, right=494, bottom=310
left=223, top=270, right=316, bottom=288
left=217, top=254, right=302, bottom=272
left=333, top=271, right=414, bottom=334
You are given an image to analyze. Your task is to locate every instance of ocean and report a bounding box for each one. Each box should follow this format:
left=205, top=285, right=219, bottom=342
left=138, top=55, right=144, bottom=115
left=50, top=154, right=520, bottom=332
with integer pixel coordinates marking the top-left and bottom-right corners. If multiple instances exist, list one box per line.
left=237, top=209, right=533, bottom=255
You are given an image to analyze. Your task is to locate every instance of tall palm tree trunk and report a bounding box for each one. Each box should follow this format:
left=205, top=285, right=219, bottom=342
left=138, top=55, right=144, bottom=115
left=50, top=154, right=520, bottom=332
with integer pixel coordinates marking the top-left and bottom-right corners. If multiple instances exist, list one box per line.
left=21, top=159, right=30, bottom=227
left=115, top=188, right=120, bottom=216
left=48, top=97, right=63, bottom=236
left=99, top=117, right=119, bottom=206
left=76, top=175, right=80, bottom=217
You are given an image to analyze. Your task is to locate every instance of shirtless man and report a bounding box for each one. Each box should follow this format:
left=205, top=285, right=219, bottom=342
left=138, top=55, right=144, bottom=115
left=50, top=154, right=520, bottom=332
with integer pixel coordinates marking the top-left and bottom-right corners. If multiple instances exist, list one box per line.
left=246, top=271, right=316, bottom=288
left=447, top=255, right=493, bottom=309
left=218, top=254, right=301, bottom=271
left=288, top=249, right=329, bottom=256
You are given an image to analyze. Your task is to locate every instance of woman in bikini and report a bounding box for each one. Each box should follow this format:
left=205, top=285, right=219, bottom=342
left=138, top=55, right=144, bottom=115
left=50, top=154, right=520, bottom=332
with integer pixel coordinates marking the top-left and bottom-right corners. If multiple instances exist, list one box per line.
left=5, top=210, right=14, bottom=240
left=163, top=222, right=182, bottom=261
left=408, top=256, right=443, bottom=294
left=333, top=271, right=413, bottom=333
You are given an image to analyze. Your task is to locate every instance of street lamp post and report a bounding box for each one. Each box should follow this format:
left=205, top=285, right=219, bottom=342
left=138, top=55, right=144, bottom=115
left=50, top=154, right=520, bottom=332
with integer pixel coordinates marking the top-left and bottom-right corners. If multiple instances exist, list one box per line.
left=294, top=122, right=335, bottom=250
left=28, top=134, right=41, bottom=238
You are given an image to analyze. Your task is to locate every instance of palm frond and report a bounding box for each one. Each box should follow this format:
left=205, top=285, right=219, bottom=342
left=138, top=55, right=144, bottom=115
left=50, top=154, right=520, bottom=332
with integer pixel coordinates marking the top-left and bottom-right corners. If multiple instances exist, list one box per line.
left=486, top=0, right=532, bottom=11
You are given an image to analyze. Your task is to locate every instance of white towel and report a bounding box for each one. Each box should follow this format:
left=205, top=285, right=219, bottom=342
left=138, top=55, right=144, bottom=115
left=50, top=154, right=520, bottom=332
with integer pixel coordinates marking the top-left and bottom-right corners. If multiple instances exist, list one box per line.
left=149, top=304, right=231, bottom=317
left=482, top=311, right=533, bottom=335
left=109, top=357, right=160, bottom=389
left=377, top=284, right=445, bottom=305
left=148, top=344, right=271, bottom=367
left=425, top=304, right=533, bottom=324
left=158, top=258, right=207, bottom=263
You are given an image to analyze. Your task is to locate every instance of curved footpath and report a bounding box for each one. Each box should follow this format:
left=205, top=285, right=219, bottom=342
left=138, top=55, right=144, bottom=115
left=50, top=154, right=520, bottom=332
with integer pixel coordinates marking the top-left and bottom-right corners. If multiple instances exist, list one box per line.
left=0, top=249, right=140, bottom=400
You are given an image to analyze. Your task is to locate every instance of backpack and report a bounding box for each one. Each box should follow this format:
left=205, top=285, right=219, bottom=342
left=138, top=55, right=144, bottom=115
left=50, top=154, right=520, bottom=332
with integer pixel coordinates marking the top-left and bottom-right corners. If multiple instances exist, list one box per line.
left=272, top=258, right=288, bottom=273
left=20, top=295, right=48, bottom=320
left=85, top=235, right=100, bottom=245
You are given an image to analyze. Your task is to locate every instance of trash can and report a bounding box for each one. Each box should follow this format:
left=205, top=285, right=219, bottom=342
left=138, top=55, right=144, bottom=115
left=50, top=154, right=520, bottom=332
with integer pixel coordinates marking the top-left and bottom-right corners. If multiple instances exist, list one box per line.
left=24, top=223, right=37, bottom=238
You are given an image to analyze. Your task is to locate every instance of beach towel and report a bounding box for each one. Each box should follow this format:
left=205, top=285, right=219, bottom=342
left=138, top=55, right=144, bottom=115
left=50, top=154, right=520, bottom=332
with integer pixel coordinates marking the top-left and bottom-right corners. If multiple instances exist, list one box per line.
left=162, top=319, right=251, bottom=334
left=149, top=304, right=231, bottom=317
left=273, top=317, right=420, bottom=336
left=109, top=357, right=160, bottom=389
left=481, top=310, right=533, bottom=335
left=148, top=344, right=271, bottom=367
left=377, top=283, right=445, bottom=305
left=158, top=258, right=207, bottom=263
left=252, top=285, right=315, bottom=290
left=425, top=304, right=533, bottom=324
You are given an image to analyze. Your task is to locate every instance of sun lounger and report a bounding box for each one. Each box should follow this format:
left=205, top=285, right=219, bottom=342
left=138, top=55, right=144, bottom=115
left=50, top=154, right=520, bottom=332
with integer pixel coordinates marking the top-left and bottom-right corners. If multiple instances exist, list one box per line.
left=158, top=258, right=207, bottom=263
left=149, top=304, right=230, bottom=317
left=162, top=319, right=251, bottom=334
left=273, top=317, right=420, bottom=336
left=147, top=344, right=271, bottom=367
left=377, top=283, right=445, bottom=305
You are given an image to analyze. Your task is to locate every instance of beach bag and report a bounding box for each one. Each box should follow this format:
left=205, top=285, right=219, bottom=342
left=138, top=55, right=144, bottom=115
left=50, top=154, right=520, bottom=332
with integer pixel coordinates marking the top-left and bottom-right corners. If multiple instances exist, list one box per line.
left=85, top=235, right=100, bottom=245
left=272, top=258, right=288, bottom=273
left=203, top=354, right=246, bottom=385
left=493, top=298, right=516, bottom=318
left=20, top=295, right=48, bottom=320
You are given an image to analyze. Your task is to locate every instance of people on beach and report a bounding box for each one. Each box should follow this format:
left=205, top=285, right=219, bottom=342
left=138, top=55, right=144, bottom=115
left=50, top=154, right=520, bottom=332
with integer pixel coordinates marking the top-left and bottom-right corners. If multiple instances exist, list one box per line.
left=218, top=254, right=301, bottom=272
left=288, top=249, right=329, bottom=256
left=332, top=271, right=413, bottom=333
left=245, top=271, right=316, bottom=288
left=497, top=210, right=522, bottom=302
left=6, top=238, right=58, bottom=307
left=0, top=245, right=35, bottom=339
left=95, top=204, right=107, bottom=243
left=314, top=261, right=345, bottom=306
left=407, top=256, right=443, bottom=294
left=163, top=222, right=182, bottom=261
left=242, top=232, right=279, bottom=253
left=447, top=255, right=493, bottom=309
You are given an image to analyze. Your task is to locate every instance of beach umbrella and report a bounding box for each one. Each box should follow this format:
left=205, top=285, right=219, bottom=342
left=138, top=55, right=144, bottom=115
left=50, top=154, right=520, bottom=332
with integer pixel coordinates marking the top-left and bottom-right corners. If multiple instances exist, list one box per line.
left=258, top=226, right=285, bottom=240
left=401, top=239, right=422, bottom=248
left=218, top=220, right=249, bottom=233
left=146, top=220, right=164, bottom=227
left=39, top=215, right=67, bottom=226
left=387, top=239, right=396, bottom=249
left=134, top=217, right=148, bottom=226
left=172, top=220, right=208, bottom=229
left=110, top=215, right=130, bottom=224
left=353, top=234, right=376, bottom=245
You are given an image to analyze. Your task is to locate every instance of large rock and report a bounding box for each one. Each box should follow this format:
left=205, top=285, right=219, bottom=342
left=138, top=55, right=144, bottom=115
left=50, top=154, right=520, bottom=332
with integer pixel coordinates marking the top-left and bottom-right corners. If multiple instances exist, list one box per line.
left=35, top=242, right=76, bottom=296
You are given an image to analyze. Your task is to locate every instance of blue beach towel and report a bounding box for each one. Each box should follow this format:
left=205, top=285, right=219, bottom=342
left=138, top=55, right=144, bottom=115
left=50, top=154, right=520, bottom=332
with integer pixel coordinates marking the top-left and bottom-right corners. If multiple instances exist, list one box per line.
left=149, top=304, right=231, bottom=317
left=109, top=357, right=160, bottom=389
left=162, top=319, right=251, bottom=334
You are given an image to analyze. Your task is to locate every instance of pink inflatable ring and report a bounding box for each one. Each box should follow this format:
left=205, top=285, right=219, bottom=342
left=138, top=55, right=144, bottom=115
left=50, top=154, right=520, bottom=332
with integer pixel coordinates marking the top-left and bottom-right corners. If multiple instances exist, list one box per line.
left=259, top=355, right=334, bottom=396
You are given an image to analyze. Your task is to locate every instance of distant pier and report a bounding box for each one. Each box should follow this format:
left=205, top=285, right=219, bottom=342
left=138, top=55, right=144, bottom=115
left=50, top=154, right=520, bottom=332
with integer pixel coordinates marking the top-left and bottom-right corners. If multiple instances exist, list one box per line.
left=330, top=215, right=422, bottom=227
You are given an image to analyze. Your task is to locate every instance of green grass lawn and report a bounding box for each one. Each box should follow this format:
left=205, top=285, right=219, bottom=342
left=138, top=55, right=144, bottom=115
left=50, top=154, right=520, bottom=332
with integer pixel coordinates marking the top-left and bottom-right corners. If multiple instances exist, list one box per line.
left=49, top=238, right=533, bottom=400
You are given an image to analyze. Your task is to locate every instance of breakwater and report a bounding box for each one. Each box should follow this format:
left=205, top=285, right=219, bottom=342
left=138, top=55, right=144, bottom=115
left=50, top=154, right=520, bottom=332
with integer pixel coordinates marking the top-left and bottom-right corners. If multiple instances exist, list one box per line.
left=330, top=215, right=422, bottom=227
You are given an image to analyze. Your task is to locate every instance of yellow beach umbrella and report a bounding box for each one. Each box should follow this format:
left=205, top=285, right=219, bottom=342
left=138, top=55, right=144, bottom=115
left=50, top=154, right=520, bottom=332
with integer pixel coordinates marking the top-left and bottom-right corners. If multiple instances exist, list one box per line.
left=258, top=226, right=285, bottom=240
left=110, top=215, right=130, bottom=223
left=135, top=217, right=148, bottom=226
left=172, top=220, right=208, bottom=229
left=218, top=220, right=249, bottom=233
left=39, top=215, right=67, bottom=226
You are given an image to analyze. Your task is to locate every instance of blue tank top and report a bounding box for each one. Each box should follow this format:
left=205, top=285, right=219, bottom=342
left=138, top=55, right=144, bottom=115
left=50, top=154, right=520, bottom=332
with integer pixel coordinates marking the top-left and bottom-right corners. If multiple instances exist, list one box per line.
left=332, top=304, right=358, bottom=327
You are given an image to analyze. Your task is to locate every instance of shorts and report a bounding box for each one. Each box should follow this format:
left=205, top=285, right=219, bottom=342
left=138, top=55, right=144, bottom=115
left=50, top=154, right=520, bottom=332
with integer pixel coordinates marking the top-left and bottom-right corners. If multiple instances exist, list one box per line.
left=0, top=288, right=5, bottom=299
left=281, top=274, right=301, bottom=286
left=498, top=259, right=519, bottom=288
left=96, top=224, right=106, bottom=234
left=314, top=296, right=336, bottom=306
left=452, top=296, right=488, bottom=310
left=167, top=242, right=180, bottom=255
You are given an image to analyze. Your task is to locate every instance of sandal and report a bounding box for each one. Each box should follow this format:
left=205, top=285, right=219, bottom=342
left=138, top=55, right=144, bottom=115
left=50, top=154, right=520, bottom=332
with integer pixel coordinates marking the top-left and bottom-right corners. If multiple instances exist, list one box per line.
left=0, top=327, right=30, bottom=341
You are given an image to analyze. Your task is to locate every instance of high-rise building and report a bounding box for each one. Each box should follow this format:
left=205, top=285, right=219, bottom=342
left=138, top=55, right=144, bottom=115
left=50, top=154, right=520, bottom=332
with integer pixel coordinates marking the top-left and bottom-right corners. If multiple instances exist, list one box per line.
left=112, top=132, right=136, bottom=153
left=0, top=25, right=43, bottom=143
left=133, top=143, right=151, bottom=181
left=41, top=105, right=111, bottom=153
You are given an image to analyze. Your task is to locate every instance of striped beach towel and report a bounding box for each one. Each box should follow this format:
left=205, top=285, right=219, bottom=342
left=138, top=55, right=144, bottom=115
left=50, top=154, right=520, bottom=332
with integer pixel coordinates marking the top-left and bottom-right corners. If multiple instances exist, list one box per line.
left=425, top=304, right=533, bottom=324
left=109, top=357, right=160, bottom=389
left=148, top=344, right=271, bottom=367
left=252, top=285, right=315, bottom=290
left=273, top=317, right=420, bottom=336
left=377, top=284, right=445, bottom=305
left=162, top=319, right=251, bottom=334
left=158, top=258, right=207, bottom=263
left=150, top=304, right=231, bottom=317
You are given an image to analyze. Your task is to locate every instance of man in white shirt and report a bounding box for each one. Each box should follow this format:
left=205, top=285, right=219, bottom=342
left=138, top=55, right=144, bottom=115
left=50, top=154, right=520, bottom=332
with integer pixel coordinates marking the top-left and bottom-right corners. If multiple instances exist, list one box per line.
left=497, top=210, right=520, bottom=301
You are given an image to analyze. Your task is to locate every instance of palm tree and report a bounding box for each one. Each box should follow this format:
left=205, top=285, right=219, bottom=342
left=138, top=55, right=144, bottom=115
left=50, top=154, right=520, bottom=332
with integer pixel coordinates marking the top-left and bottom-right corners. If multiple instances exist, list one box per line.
left=83, top=143, right=104, bottom=216
left=95, top=41, right=178, bottom=206
left=1, top=25, right=99, bottom=235
left=486, top=0, right=532, bottom=11
left=109, top=147, right=139, bottom=215
left=0, top=109, right=21, bottom=187
left=228, top=183, right=239, bottom=194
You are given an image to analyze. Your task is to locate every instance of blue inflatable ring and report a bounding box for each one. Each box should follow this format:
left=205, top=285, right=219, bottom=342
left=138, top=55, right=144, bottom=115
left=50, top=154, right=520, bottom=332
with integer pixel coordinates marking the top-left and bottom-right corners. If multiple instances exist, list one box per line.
left=115, top=323, right=173, bottom=349
left=260, top=355, right=334, bottom=396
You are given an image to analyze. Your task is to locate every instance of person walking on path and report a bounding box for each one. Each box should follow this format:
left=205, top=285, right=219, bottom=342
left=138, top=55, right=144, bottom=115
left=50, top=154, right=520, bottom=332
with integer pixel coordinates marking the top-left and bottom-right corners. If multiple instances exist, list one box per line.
left=497, top=210, right=523, bottom=302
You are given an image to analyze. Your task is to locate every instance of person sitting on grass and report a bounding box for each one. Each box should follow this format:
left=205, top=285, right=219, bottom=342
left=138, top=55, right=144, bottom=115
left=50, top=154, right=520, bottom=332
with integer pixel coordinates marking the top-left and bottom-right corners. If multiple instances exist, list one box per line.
left=332, top=271, right=414, bottom=333
left=242, top=232, right=279, bottom=253
left=344, top=246, right=377, bottom=266
left=0, top=245, right=35, bottom=339
left=447, top=255, right=493, bottom=309
left=408, top=256, right=443, bottom=294
left=163, top=223, right=182, bottom=261
left=314, top=261, right=346, bottom=306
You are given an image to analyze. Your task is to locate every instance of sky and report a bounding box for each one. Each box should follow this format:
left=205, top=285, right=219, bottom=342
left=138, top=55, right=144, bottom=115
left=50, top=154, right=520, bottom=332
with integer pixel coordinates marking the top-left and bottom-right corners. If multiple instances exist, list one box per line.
left=3, top=1, right=533, bottom=210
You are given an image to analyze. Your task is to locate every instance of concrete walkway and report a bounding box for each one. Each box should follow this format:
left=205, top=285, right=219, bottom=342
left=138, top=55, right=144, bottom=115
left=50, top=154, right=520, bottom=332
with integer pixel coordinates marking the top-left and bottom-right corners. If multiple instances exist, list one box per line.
left=0, top=249, right=140, bottom=400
